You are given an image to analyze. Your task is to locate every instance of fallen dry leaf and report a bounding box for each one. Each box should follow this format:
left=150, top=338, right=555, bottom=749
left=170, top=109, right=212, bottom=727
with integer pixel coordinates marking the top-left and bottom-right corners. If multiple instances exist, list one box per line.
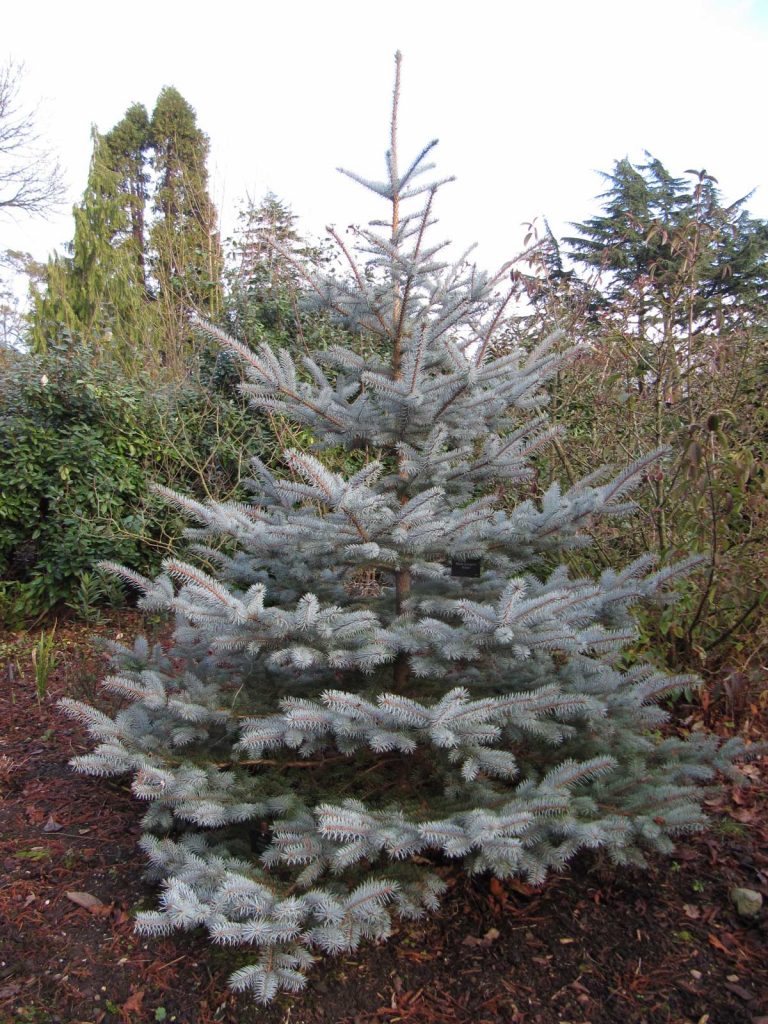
left=0, top=981, right=22, bottom=1000
left=507, top=878, right=540, bottom=896
left=462, top=927, right=501, bottom=948
left=489, top=877, right=507, bottom=900
left=121, top=988, right=145, bottom=1016
left=731, top=807, right=759, bottom=824
left=65, top=890, right=109, bottom=915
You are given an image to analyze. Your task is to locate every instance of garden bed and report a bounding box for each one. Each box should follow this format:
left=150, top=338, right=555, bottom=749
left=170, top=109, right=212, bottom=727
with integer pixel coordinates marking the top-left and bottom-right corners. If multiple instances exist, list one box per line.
left=1, top=614, right=766, bottom=1024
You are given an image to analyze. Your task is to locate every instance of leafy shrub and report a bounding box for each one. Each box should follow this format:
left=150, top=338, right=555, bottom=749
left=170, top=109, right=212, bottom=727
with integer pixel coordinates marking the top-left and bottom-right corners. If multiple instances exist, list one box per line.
left=0, top=347, right=155, bottom=620
left=0, top=343, right=267, bottom=623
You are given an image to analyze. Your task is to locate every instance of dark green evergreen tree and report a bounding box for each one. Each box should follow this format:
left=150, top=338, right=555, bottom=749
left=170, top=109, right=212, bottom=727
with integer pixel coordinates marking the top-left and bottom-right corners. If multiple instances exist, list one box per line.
left=149, top=87, right=222, bottom=321
left=103, top=103, right=152, bottom=290
left=565, top=155, right=768, bottom=339
left=531, top=157, right=768, bottom=662
left=30, top=129, right=149, bottom=357
left=29, top=87, right=224, bottom=374
left=236, top=192, right=308, bottom=289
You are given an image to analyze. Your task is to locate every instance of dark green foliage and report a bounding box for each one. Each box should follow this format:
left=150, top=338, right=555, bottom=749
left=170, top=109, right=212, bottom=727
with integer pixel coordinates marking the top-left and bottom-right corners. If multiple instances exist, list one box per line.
left=235, top=192, right=307, bottom=289
left=565, top=155, right=768, bottom=335
left=30, top=87, right=223, bottom=374
left=103, top=103, right=152, bottom=287
left=149, top=87, right=222, bottom=320
left=0, top=347, right=161, bottom=621
left=8, top=92, right=293, bottom=625
left=0, top=344, right=268, bottom=623
left=29, top=129, right=154, bottom=362
left=226, top=192, right=323, bottom=346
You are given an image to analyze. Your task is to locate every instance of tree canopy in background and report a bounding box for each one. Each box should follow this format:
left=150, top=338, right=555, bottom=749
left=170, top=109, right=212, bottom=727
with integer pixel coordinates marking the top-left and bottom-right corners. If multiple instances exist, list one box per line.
left=29, top=86, right=222, bottom=372
left=29, top=130, right=150, bottom=357
left=149, top=87, right=222, bottom=325
left=564, top=155, right=768, bottom=338
left=515, top=155, right=768, bottom=673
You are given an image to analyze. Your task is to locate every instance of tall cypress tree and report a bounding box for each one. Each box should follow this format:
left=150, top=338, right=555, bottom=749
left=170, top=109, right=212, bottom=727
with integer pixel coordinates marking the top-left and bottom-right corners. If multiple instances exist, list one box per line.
left=103, top=103, right=152, bottom=291
left=63, top=57, right=753, bottom=1006
left=150, top=87, right=222, bottom=324
left=29, top=88, right=223, bottom=371
left=30, top=129, right=149, bottom=356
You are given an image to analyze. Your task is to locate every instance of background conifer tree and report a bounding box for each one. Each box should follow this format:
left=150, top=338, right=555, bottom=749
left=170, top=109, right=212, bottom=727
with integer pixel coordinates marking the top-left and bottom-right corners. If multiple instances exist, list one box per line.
left=530, top=158, right=768, bottom=667
left=63, top=55, right=751, bottom=1005
left=236, top=191, right=306, bottom=290
left=103, top=103, right=152, bottom=291
left=29, top=87, right=223, bottom=374
left=565, top=155, right=768, bottom=345
left=30, top=129, right=150, bottom=357
left=150, top=87, right=222, bottom=329
left=227, top=191, right=316, bottom=345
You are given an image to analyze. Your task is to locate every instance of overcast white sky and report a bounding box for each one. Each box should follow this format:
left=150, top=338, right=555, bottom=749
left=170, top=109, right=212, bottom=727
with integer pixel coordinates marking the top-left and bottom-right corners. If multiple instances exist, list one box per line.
left=3, top=0, right=768, bottom=273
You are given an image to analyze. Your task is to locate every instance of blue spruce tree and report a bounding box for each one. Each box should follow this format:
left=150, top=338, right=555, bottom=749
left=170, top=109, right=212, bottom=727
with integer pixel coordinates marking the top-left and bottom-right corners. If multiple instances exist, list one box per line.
left=62, top=55, right=750, bottom=1005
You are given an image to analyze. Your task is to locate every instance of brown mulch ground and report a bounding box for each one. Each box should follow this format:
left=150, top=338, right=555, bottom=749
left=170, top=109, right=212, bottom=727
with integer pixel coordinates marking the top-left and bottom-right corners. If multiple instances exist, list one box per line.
left=1, top=613, right=766, bottom=1024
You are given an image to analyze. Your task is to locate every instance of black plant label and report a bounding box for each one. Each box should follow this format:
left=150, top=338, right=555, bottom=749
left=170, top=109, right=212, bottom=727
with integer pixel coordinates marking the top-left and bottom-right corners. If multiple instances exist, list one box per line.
left=451, top=557, right=481, bottom=578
